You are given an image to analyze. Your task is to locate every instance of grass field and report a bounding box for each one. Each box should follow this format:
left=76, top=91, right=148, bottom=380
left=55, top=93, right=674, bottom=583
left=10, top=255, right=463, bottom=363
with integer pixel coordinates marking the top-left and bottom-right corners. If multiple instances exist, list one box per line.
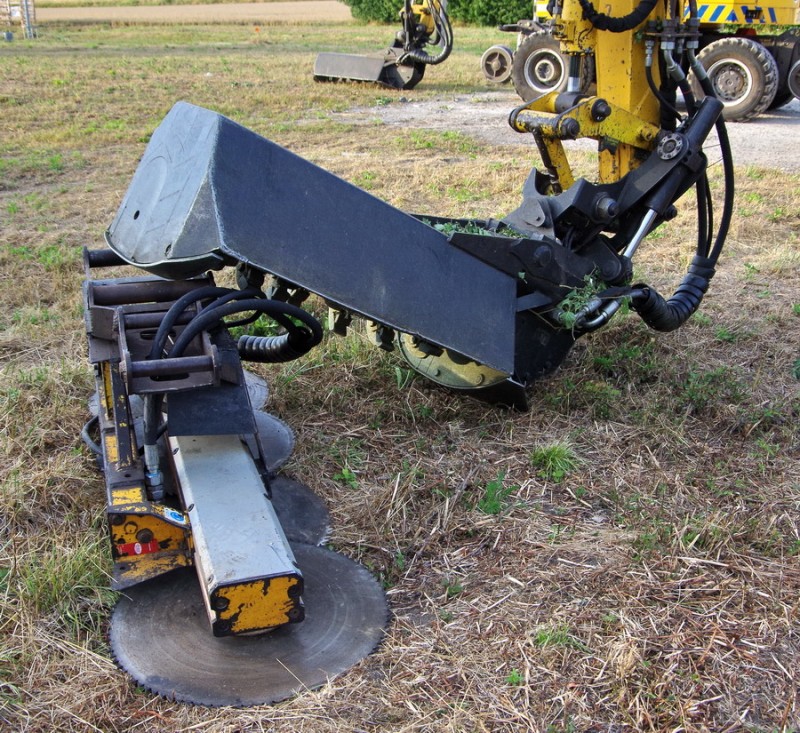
left=1, top=17, right=800, bottom=733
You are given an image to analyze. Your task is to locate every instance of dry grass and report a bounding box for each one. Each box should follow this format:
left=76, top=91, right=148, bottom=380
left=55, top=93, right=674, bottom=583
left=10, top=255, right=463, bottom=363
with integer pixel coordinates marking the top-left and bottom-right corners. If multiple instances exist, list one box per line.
left=2, top=19, right=800, bottom=733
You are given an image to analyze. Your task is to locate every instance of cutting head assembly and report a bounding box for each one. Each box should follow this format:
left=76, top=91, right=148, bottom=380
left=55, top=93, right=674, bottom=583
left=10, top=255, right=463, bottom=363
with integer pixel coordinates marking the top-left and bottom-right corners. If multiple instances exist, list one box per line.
left=84, top=0, right=736, bottom=702
left=82, top=261, right=388, bottom=705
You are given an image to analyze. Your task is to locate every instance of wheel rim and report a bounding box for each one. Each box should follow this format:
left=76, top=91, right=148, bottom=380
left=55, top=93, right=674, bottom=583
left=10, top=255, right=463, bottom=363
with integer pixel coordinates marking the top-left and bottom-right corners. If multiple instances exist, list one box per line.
left=482, top=47, right=512, bottom=83
left=523, top=48, right=566, bottom=94
left=788, top=59, right=800, bottom=99
left=707, top=58, right=753, bottom=104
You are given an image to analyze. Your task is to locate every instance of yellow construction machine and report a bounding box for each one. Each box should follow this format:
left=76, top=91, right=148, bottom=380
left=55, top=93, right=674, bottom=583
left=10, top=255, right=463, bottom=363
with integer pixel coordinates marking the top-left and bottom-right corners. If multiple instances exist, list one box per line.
left=483, top=0, right=800, bottom=120
left=314, top=0, right=453, bottom=89
left=83, top=0, right=734, bottom=706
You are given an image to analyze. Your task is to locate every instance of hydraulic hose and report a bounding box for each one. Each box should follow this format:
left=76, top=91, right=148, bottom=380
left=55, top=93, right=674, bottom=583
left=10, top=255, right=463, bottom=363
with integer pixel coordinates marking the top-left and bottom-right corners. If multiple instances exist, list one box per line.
left=631, top=254, right=716, bottom=331
left=168, top=298, right=323, bottom=360
left=689, top=49, right=735, bottom=262
left=399, top=1, right=453, bottom=66
left=577, top=0, right=659, bottom=32
left=238, top=331, right=320, bottom=363
left=149, top=285, right=231, bottom=360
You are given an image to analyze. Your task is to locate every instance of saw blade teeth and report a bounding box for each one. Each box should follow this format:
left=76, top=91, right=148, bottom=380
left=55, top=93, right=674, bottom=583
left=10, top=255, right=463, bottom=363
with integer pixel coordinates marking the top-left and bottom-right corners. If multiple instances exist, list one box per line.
left=108, top=544, right=388, bottom=707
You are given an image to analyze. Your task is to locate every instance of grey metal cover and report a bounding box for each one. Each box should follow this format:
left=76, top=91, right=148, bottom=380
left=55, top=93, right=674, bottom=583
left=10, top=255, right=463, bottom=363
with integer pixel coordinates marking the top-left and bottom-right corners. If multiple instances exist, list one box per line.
left=106, top=102, right=517, bottom=373
left=314, top=52, right=386, bottom=82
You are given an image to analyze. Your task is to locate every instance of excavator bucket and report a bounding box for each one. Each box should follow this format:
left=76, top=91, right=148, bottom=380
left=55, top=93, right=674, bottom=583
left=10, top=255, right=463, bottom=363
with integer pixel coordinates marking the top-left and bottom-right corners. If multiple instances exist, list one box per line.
left=105, top=101, right=518, bottom=376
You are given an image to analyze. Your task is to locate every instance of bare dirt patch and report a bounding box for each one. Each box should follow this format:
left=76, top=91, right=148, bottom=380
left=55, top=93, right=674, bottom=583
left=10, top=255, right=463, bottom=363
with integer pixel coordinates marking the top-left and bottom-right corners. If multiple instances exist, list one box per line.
left=334, top=89, right=800, bottom=172
left=36, top=0, right=352, bottom=23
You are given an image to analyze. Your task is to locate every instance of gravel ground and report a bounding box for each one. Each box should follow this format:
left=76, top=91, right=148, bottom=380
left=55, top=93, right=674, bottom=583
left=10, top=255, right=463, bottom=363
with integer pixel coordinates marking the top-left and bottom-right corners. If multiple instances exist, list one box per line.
left=334, top=90, right=800, bottom=173
left=31, top=1, right=800, bottom=171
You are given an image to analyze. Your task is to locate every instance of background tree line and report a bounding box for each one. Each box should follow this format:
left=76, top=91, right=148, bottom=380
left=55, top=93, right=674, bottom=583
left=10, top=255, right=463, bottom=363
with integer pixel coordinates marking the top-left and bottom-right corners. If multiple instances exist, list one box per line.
left=343, top=0, right=533, bottom=26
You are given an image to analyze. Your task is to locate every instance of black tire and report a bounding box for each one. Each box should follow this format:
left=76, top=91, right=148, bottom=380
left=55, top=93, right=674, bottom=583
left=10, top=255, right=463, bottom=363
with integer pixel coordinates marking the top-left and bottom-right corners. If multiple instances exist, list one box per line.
left=789, top=59, right=800, bottom=99
left=691, top=37, right=779, bottom=122
left=768, top=89, right=794, bottom=110
left=511, top=33, right=568, bottom=101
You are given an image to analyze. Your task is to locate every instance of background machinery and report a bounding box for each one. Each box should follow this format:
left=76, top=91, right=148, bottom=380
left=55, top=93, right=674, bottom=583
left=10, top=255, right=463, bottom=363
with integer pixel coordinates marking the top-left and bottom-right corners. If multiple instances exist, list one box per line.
left=314, top=0, right=453, bottom=89
left=85, top=0, right=736, bottom=706
left=482, top=0, right=800, bottom=120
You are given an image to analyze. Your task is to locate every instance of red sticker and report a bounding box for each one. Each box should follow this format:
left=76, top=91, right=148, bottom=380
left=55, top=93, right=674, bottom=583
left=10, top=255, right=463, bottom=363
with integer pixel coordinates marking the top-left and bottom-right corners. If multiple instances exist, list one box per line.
left=118, top=540, right=160, bottom=556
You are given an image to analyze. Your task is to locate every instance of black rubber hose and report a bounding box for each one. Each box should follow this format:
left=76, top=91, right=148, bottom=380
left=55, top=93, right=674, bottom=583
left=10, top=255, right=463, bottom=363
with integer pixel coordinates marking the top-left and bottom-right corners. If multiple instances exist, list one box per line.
left=698, top=77, right=735, bottom=262
left=646, top=61, right=681, bottom=122
left=168, top=298, right=323, bottom=360
left=631, top=254, right=716, bottom=331
left=238, top=331, right=319, bottom=363
left=198, top=286, right=264, bottom=328
left=149, top=285, right=231, bottom=360
left=577, top=0, right=659, bottom=32
left=143, top=392, right=163, bottom=447
left=81, top=416, right=102, bottom=456
left=400, top=3, right=453, bottom=65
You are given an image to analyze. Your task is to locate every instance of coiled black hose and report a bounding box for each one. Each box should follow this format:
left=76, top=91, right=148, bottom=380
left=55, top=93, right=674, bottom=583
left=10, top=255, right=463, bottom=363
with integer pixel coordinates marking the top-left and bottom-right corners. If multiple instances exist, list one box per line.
left=168, top=298, right=323, bottom=361
left=149, top=285, right=231, bottom=360
left=399, top=1, right=453, bottom=66
left=577, top=0, right=659, bottom=32
left=630, top=31, right=735, bottom=333
left=631, top=255, right=716, bottom=331
left=142, top=293, right=322, bottom=453
left=238, top=331, right=319, bottom=363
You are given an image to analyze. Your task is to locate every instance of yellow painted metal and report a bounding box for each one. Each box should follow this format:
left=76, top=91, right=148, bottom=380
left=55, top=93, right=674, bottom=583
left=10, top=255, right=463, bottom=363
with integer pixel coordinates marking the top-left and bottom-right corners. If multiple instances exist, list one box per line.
left=593, top=0, right=663, bottom=180
left=108, top=504, right=193, bottom=587
left=516, top=0, right=667, bottom=185
left=397, top=332, right=509, bottom=389
left=554, top=0, right=596, bottom=54
left=107, top=479, right=193, bottom=587
left=542, top=0, right=798, bottom=28
left=110, top=485, right=147, bottom=505
left=512, top=90, right=662, bottom=189
left=409, top=0, right=441, bottom=35
left=103, top=434, right=120, bottom=465
left=689, top=0, right=797, bottom=25
left=212, top=575, right=303, bottom=634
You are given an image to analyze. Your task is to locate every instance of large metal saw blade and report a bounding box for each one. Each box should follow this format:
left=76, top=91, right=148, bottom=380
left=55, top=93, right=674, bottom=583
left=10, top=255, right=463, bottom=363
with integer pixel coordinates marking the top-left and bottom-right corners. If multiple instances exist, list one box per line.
left=109, top=544, right=388, bottom=706
left=269, top=475, right=330, bottom=546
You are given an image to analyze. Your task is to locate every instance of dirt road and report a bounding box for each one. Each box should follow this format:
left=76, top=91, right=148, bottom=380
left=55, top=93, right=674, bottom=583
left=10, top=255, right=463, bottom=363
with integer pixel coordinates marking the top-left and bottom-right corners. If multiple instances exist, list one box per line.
left=34, top=1, right=799, bottom=171
left=36, top=0, right=352, bottom=24
left=334, top=91, right=800, bottom=173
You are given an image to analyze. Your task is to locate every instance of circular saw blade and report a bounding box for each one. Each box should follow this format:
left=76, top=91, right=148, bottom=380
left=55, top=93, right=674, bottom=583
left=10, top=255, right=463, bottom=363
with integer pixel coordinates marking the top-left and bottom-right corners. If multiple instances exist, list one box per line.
left=253, top=410, right=295, bottom=472
left=110, top=544, right=388, bottom=707
left=270, top=475, right=330, bottom=546
left=244, top=370, right=270, bottom=411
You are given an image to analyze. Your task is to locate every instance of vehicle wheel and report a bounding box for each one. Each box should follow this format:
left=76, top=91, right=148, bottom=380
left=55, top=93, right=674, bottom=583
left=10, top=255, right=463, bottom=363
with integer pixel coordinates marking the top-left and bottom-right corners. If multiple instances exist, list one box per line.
left=691, top=37, right=778, bottom=122
left=511, top=32, right=568, bottom=101
left=768, top=89, right=794, bottom=110
left=788, top=58, right=800, bottom=99
left=481, top=45, right=514, bottom=84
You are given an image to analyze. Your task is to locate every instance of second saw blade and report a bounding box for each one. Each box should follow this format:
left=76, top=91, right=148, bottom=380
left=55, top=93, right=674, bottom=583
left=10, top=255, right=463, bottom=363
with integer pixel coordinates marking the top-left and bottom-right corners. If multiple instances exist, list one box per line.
left=270, top=475, right=330, bottom=546
left=253, top=410, right=295, bottom=472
